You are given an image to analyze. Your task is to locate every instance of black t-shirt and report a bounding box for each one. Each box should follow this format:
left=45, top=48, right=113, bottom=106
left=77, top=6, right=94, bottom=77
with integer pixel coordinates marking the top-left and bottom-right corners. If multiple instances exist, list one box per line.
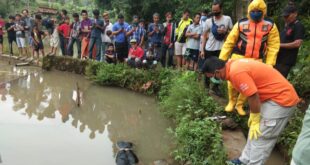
left=276, top=20, right=305, bottom=66
left=31, top=31, right=44, bottom=43
left=5, top=22, right=16, bottom=40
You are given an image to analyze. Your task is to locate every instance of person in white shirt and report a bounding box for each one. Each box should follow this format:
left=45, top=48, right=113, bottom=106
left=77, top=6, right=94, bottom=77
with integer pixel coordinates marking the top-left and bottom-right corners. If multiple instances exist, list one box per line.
left=200, top=1, right=233, bottom=96
left=101, top=12, right=113, bottom=62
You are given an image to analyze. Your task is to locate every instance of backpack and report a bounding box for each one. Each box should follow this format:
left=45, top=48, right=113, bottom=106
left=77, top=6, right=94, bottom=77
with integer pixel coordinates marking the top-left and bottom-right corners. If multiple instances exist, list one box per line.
left=211, top=17, right=226, bottom=41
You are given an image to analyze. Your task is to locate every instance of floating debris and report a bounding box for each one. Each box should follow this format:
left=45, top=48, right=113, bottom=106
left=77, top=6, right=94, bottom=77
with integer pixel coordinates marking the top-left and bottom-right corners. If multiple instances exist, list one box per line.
left=15, top=62, right=30, bottom=67
left=141, top=81, right=154, bottom=91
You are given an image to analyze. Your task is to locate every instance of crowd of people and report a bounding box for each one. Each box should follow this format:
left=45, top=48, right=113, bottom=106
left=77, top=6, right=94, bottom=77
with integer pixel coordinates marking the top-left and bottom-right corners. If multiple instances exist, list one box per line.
left=0, top=0, right=303, bottom=89
left=0, top=3, right=220, bottom=69
left=0, top=0, right=308, bottom=164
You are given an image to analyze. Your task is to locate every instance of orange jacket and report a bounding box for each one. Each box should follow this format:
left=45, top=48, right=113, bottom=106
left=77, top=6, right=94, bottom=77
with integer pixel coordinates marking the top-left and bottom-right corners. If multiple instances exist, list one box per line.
left=232, top=18, right=275, bottom=59
left=219, top=0, right=280, bottom=66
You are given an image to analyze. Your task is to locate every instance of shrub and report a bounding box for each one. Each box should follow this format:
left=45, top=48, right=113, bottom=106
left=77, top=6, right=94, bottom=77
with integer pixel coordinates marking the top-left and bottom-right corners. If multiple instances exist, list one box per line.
left=160, top=71, right=222, bottom=123
left=278, top=110, right=304, bottom=157
left=172, top=118, right=226, bottom=165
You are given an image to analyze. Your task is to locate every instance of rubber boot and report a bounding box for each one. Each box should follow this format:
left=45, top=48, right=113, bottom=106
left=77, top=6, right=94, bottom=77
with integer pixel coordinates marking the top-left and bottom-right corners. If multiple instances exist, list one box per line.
left=235, top=93, right=247, bottom=116
left=225, top=82, right=238, bottom=112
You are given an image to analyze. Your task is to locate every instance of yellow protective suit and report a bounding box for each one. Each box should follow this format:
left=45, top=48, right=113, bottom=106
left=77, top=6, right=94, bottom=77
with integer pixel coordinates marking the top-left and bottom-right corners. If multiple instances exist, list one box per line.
left=219, top=0, right=280, bottom=116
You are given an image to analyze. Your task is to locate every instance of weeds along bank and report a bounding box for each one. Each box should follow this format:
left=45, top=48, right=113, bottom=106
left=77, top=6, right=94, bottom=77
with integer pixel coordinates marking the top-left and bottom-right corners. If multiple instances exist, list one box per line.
left=42, top=55, right=309, bottom=164
left=86, top=60, right=227, bottom=164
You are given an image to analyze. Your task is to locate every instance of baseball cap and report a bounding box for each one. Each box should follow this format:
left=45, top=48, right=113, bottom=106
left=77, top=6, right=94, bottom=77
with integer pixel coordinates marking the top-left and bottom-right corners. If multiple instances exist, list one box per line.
left=282, top=6, right=297, bottom=17
left=130, top=39, right=137, bottom=43
left=201, top=56, right=226, bottom=73
left=118, top=14, right=124, bottom=19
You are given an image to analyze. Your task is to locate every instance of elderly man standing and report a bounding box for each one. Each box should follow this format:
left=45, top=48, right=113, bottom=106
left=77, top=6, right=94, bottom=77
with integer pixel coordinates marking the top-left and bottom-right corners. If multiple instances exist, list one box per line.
left=218, top=0, right=280, bottom=116
left=202, top=57, right=299, bottom=165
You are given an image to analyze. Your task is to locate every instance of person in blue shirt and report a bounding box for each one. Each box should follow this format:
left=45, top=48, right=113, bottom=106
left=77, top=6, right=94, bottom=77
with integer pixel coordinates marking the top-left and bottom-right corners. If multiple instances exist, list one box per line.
left=112, top=14, right=129, bottom=62
left=148, top=13, right=164, bottom=61
left=126, top=15, right=145, bottom=47
left=88, top=9, right=104, bottom=61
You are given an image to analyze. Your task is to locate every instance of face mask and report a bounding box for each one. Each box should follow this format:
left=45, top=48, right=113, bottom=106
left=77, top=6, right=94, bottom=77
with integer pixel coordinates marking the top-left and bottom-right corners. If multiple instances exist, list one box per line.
left=250, top=11, right=263, bottom=22
left=213, top=12, right=221, bottom=17
left=201, top=15, right=207, bottom=21
left=211, top=77, right=222, bottom=84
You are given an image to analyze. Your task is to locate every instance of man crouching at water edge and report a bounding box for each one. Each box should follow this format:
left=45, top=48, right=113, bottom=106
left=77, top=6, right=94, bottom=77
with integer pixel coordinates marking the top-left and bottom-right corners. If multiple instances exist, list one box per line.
left=201, top=57, right=300, bottom=165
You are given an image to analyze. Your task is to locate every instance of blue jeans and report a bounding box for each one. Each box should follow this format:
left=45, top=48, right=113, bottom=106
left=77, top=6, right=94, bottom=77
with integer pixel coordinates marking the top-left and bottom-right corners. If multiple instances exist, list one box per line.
left=88, top=37, right=102, bottom=61
left=100, top=42, right=109, bottom=62
left=67, top=37, right=81, bottom=58
left=161, top=43, right=174, bottom=67
left=59, top=35, right=66, bottom=56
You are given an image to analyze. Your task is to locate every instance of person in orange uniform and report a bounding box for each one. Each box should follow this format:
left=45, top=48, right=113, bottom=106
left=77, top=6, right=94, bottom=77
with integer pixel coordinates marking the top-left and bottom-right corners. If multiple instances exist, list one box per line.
left=202, top=57, right=299, bottom=165
left=219, top=0, right=280, bottom=116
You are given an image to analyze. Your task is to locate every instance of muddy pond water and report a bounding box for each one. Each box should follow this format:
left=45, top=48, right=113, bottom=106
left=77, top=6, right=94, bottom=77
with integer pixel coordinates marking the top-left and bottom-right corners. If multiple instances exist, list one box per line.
left=0, top=67, right=174, bottom=165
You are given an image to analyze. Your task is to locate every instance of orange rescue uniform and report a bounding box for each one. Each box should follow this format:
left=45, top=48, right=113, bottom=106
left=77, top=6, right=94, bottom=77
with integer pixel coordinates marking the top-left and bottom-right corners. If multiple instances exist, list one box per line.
left=226, top=59, right=299, bottom=107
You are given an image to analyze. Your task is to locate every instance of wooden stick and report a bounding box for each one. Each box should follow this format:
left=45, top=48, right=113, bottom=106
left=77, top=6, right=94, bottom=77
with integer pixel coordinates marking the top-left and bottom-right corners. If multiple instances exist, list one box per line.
left=76, top=82, right=81, bottom=107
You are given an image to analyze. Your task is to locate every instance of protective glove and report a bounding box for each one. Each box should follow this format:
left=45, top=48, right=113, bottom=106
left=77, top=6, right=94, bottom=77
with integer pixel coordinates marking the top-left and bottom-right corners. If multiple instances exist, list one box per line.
left=248, top=112, right=262, bottom=140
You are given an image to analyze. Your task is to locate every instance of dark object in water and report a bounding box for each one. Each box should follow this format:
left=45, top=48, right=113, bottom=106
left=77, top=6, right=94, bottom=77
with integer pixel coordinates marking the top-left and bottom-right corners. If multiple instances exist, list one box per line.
left=76, top=82, right=81, bottom=107
left=116, top=141, right=139, bottom=165
left=15, top=62, right=30, bottom=67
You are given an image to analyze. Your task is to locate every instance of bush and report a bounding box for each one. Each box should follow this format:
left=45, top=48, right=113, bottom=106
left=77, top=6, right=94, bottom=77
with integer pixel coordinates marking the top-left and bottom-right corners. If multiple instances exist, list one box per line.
left=172, top=118, right=226, bottom=165
left=278, top=110, right=304, bottom=157
left=278, top=41, right=310, bottom=158
left=289, top=41, right=310, bottom=95
left=160, top=71, right=222, bottom=123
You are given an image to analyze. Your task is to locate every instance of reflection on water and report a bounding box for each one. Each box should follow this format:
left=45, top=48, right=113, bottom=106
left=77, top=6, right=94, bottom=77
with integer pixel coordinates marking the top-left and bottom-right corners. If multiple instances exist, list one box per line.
left=0, top=71, right=173, bottom=165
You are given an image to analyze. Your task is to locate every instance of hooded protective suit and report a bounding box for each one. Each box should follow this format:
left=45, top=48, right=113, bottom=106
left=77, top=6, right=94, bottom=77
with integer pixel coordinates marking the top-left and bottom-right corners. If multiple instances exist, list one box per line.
left=219, top=0, right=280, bottom=115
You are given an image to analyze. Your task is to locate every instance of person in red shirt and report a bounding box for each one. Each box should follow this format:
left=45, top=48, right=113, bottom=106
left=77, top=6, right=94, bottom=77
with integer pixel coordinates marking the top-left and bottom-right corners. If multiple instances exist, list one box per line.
left=58, top=16, right=71, bottom=55
left=126, top=39, right=144, bottom=68
left=0, top=15, right=6, bottom=55
left=201, top=56, right=299, bottom=165
left=161, top=12, right=176, bottom=67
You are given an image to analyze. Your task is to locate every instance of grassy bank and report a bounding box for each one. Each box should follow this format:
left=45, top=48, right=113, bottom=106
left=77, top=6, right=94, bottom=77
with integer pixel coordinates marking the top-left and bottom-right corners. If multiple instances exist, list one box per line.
left=86, top=62, right=227, bottom=164
left=42, top=53, right=310, bottom=164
